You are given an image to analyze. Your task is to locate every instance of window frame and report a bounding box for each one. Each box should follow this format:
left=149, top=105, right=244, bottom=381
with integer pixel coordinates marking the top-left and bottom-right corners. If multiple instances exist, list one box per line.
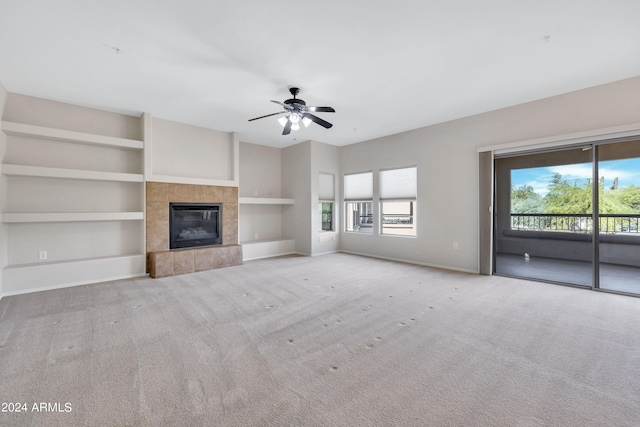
left=344, top=171, right=374, bottom=234
left=380, top=199, right=417, bottom=237
left=379, top=166, right=417, bottom=237
left=344, top=200, right=374, bottom=233
left=319, top=201, right=334, bottom=232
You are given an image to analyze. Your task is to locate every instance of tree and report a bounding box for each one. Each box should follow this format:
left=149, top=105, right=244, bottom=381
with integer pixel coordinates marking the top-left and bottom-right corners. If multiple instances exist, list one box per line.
left=544, top=173, right=591, bottom=214
left=614, top=185, right=640, bottom=213
left=511, top=184, right=545, bottom=213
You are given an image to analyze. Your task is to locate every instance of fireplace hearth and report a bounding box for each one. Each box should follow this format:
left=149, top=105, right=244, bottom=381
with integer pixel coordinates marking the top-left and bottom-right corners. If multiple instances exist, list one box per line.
left=170, top=203, right=222, bottom=249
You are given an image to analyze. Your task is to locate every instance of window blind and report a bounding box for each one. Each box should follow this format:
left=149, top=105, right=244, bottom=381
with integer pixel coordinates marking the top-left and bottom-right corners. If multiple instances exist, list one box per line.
left=344, top=172, right=373, bottom=201
left=379, top=166, right=416, bottom=200
left=318, top=173, right=335, bottom=200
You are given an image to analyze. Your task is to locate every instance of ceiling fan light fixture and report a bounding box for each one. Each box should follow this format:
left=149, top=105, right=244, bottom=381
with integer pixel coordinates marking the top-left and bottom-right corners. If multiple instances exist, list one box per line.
left=248, top=87, right=335, bottom=135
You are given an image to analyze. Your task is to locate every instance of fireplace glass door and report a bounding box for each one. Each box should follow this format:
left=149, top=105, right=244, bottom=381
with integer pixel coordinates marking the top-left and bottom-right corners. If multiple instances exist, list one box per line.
left=170, top=203, right=222, bottom=249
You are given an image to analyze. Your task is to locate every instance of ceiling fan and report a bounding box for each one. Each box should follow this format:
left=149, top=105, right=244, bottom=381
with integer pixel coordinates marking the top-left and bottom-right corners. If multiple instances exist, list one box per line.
left=248, top=87, right=335, bottom=135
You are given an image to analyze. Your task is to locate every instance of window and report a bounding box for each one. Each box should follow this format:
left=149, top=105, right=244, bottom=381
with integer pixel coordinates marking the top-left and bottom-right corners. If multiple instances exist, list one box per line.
left=345, top=201, right=373, bottom=233
left=379, top=166, right=417, bottom=236
left=318, top=173, right=335, bottom=231
left=344, top=172, right=373, bottom=233
left=320, top=202, right=333, bottom=231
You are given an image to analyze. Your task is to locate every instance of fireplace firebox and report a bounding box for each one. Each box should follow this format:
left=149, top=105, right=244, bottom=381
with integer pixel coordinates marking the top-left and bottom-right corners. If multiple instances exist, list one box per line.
left=169, top=203, right=222, bottom=249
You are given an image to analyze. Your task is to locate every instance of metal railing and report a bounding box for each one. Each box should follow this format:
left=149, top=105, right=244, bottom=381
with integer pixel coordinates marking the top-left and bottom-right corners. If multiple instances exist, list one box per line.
left=511, top=213, right=640, bottom=234
left=382, top=214, right=413, bottom=225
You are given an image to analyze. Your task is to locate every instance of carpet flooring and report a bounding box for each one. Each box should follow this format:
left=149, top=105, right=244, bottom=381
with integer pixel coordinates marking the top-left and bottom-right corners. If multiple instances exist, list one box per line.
left=1, top=253, right=639, bottom=426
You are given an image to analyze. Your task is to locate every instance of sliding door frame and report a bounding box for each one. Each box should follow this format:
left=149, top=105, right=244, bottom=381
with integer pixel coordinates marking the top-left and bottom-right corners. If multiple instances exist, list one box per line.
left=478, top=123, right=640, bottom=297
left=591, top=145, right=600, bottom=290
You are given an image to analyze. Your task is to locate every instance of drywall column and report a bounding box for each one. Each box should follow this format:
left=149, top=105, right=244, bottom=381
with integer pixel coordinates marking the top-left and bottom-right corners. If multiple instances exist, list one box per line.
left=282, top=141, right=312, bottom=255
left=311, top=140, right=340, bottom=255
left=478, top=150, right=493, bottom=275
left=0, top=83, right=8, bottom=296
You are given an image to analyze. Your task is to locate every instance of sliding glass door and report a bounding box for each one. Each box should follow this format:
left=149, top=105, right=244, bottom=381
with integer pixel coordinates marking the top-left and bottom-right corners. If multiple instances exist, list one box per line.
left=597, top=140, right=640, bottom=294
left=494, top=147, right=594, bottom=287
left=494, top=139, right=640, bottom=296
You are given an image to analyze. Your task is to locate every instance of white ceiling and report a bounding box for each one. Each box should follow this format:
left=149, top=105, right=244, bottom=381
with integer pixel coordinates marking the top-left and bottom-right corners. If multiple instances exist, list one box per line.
left=1, top=1, right=640, bottom=148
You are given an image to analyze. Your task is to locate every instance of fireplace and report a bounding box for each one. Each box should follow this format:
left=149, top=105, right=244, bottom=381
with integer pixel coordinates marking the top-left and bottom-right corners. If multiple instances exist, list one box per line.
left=169, top=203, right=222, bottom=249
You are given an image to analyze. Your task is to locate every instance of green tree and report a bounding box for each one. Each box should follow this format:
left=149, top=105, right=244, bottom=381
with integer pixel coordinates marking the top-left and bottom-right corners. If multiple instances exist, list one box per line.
left=545, top=173, right=591, bottom=214
left=511, top=184, right=545, bottom=213
left=511, top=184, right=546, bottom=230
left=614, top=185, right=640, bottom=213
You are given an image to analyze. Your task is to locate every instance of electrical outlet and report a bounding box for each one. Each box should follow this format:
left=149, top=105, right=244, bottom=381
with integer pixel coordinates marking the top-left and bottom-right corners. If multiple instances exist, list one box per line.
left=254, top=190, right=259, bottom=196
left=39, top=251, right=48, bottom=261
left=453, top=242, right=459, bottom=250
left=254, top=233, right=259, bottom=240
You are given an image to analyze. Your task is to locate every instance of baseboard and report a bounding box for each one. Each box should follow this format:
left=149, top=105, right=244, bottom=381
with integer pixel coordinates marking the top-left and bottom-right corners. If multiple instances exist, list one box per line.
left=0, top=273, right=147, bottom=298
left=243, top=251, right=297, bottom=261
left=311, top=250, right=339, bottom=257
left=338, top=250, right=479, bottom=274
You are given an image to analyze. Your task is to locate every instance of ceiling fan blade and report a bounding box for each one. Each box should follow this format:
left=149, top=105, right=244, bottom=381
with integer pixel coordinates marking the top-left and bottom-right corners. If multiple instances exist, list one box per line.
left=248, top=111, right=287, bottom=121
left=305, top=113, right=333, bottom=129
left=271, top=100, right=293, bottom=110
left=282, top=120, right=292, bottom=135
left=307, top=106, right=335, bottom=113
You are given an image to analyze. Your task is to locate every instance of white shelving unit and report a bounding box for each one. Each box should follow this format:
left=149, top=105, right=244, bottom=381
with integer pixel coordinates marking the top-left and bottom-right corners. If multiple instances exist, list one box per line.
left=239, top=197, right=296, bottom=260
left=2, top=164, right=144, bottom=182
left=1, top=120, right=146, bottom=295
left=239, top=197, right=295, bottom=205
left=1, top=121, right=143, bottom=150
left=2, top=212, right=144, bottom=223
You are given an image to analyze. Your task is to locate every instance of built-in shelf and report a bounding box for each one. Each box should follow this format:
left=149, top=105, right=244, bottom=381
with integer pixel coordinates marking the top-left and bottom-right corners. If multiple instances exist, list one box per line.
left=2, top=212, right=144, bottom=224
left=4, top=253, right=146, bottom=269
left=2, top=254, right=146, bottom=296
left=239, top=197, right=295, bottom=205
left=2, top=164, right=144, bottom=182
left=1, top=121, right=143, bottom=150
left=241, top=238, right=296, bottom=261
left=146, top=174, right=238, bottom=187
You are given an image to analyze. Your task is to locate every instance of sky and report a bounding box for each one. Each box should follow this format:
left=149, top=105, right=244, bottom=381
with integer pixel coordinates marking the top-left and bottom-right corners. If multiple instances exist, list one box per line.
left=512, top=157, right=640, bottom=196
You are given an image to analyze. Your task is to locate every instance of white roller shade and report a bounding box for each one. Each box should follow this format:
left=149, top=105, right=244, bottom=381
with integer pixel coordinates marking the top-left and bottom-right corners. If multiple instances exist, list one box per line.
left=318, top=173, right=335, bottom=200
left=344, top=172, right=373, bottom=201
left=379, top=166, right=417, bottom=200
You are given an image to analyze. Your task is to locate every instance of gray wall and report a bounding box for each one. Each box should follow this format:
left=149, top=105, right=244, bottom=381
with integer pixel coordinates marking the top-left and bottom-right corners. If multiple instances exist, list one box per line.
left=151, top=117, right=233, bottom=180
left=0, top=83, right=7, bottom=297
left=239, top=141, right=282, bottom=198
left=282, top=141, right=312, bottom=255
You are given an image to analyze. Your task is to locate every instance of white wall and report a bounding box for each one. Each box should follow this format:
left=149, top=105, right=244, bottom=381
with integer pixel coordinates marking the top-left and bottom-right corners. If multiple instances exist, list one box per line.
left=340, top=75, right=640, bottom=273
left=239, top=141, right=281, bottom=198
left=0, top=83, right=8, bottom=297
left=311, top=141, right=340, bottom=255
left=151, top=118, right=233, bottom=181
left=4, top=93, right=141, bottom=140
left=282, top=141, right=312, bottom=255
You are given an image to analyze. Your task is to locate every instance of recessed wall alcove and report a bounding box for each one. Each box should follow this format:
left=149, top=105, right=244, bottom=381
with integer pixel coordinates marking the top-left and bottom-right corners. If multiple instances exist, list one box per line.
left=146, top=182, right=242, bottom=278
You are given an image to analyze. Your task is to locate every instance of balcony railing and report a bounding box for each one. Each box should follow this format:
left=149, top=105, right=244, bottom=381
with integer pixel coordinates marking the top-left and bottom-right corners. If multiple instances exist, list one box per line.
left=382, top=214, right=413, bottom=225
left=511, top=213, right=640, bottom=234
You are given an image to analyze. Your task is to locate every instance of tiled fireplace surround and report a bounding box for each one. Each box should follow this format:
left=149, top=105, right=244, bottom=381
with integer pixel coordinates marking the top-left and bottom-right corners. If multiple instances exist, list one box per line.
left=146, top=182, right=243, bottom=278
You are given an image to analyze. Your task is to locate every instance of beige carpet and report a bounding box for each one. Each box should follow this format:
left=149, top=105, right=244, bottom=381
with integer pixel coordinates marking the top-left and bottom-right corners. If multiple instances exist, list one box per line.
left=1, top=253, right=639, bottom=426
